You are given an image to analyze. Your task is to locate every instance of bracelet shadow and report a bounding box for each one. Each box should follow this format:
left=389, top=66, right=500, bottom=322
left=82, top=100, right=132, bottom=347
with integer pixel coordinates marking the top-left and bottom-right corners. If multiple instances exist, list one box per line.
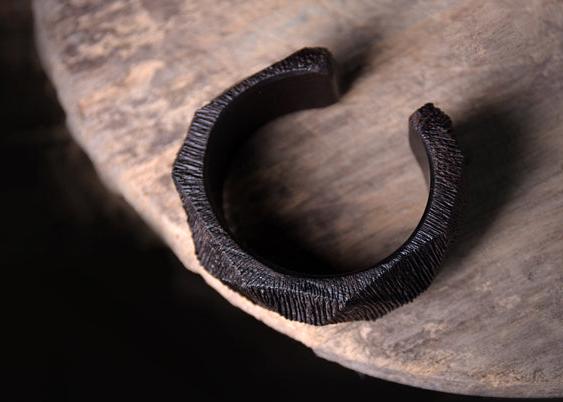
left=438, top=98, right=532, bottom=279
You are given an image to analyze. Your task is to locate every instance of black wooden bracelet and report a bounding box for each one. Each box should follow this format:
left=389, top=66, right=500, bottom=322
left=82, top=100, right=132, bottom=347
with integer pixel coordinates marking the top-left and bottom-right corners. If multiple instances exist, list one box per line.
left=173, top=48, right=464, bottom=325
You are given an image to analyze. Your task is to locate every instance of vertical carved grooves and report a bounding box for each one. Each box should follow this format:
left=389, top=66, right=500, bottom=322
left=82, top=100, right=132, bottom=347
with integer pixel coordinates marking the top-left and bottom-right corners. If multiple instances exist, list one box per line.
left=172, top=48, right=464, bottom=325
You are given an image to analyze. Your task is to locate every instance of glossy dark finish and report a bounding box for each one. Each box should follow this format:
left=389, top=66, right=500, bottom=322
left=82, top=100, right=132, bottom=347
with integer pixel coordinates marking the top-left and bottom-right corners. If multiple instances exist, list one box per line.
left=173, top=48, right=464, bottom=325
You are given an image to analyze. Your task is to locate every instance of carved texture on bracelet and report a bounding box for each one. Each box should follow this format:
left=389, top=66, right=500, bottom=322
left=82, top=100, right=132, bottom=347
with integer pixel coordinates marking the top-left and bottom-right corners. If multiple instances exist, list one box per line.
left=172, top=48, right=464, bottom=325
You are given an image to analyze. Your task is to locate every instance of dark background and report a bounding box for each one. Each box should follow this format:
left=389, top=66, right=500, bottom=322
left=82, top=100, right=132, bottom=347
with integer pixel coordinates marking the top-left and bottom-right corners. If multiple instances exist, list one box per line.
left=1, top=2, right=554, bottom=401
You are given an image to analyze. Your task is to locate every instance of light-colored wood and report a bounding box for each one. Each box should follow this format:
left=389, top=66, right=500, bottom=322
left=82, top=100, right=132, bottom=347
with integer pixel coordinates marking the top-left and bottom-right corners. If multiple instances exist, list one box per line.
left=33, top=0, right=563, bottom=397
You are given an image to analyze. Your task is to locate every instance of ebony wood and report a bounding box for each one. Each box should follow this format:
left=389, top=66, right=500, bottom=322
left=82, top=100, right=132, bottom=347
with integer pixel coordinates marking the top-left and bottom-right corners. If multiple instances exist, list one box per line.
left=172, top=48, right=464, bottom=325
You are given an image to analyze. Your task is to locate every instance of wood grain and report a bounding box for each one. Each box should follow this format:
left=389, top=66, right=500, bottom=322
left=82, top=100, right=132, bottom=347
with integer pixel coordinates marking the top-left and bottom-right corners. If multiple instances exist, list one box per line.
left=33, top=0, right=563, bottom=397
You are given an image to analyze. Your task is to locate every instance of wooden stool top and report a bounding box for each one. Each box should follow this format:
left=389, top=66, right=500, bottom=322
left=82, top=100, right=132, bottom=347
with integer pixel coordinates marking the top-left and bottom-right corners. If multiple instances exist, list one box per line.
left=34, top=0, right=563, bottom=397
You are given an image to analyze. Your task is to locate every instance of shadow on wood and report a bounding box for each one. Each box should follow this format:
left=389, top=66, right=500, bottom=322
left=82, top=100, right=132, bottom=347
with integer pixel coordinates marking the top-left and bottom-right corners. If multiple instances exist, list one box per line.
left=443, top=100, right=530, bottom=275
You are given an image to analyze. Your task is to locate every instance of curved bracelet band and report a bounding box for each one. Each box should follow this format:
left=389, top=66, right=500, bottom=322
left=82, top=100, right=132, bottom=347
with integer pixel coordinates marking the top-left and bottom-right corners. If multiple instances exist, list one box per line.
left=173, top=48, right=464, bottom=325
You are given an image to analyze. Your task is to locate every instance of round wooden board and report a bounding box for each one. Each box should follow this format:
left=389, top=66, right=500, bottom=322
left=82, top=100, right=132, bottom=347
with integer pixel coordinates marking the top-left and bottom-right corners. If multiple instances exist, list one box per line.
left=34, top=0, right=562, bottom=397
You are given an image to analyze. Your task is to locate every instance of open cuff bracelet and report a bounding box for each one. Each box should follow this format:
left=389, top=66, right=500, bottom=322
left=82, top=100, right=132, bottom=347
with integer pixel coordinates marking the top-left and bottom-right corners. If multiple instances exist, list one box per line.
left=172, top=48, right=464, bottom=325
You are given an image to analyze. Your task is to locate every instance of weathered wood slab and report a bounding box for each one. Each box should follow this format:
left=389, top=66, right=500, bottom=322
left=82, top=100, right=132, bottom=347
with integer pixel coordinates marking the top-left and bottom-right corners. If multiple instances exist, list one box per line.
left=34, top=0, right=563, bottom=397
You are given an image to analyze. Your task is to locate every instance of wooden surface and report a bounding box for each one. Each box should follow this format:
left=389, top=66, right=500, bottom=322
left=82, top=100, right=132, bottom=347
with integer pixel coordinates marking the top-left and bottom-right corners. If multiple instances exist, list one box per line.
left=34, top=0, right=563, bottom=397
